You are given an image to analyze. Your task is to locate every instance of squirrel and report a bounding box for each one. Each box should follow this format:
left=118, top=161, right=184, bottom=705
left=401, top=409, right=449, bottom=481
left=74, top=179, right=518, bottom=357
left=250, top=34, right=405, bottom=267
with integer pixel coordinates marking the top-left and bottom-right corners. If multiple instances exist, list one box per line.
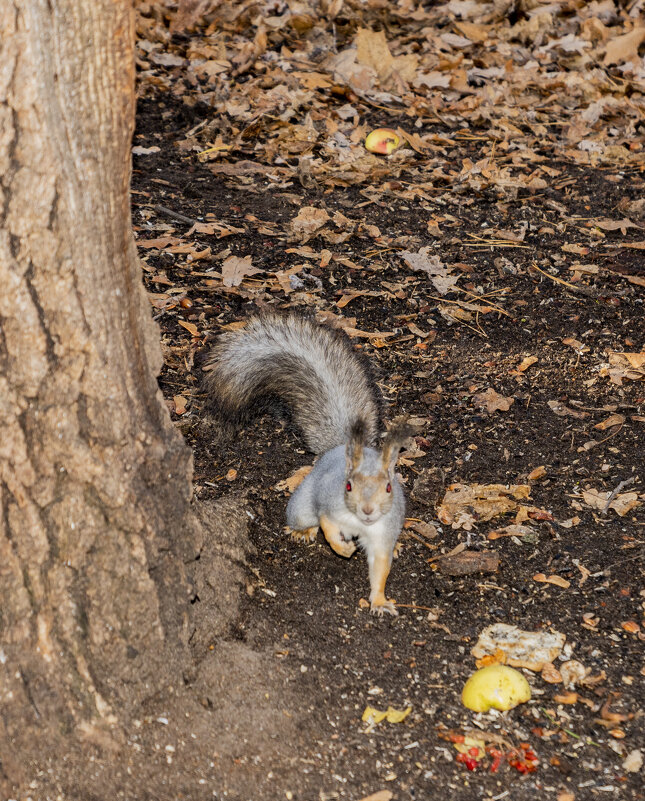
left=203, top=312, right=409, bottom=616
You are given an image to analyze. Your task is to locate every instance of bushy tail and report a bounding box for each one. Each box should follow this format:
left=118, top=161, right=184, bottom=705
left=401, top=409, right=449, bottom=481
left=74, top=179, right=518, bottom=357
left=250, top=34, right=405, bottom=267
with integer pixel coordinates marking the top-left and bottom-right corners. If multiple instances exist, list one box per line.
left=203, top=313, right=380, bottom=453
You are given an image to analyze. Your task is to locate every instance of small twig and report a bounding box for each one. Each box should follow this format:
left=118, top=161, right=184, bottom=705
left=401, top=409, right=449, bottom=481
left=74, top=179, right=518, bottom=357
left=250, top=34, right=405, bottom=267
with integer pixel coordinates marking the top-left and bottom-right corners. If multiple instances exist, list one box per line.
left=601, top=476, right=636, bottom=515
left=153, top=204, right=199, bottom=226
left=531, top=264, right=599, bottom=297
left=404, top=530, right=438, bottom=551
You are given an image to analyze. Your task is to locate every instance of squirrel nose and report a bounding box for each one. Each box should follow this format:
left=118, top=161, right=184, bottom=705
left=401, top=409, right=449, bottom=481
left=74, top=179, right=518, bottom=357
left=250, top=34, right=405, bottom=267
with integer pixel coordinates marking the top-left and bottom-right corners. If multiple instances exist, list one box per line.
left=362, top=505, right=374, bottom=517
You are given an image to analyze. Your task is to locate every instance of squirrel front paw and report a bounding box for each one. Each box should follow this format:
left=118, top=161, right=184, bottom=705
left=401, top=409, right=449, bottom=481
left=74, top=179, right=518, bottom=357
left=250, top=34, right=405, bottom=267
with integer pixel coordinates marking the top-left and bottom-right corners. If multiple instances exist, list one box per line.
left=370, top=596, right=398, bottom=617
left=329, top=537, right=357, bottom=558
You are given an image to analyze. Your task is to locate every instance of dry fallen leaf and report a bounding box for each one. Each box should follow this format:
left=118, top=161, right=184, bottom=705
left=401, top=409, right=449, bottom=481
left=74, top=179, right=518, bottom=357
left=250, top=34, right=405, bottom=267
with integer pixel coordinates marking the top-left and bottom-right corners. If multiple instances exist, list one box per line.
left=400, top=248, right=460, bottom=295
left=289, top=206, right=330, bottom=238
left=562, top=337, right=589, bottom=353
left=517, top=355, right=538, bottom=372
left=541, top=662, right=563, bottom=684
left=533, top=573, right=571, bottom=589
left=603, top=26, right=645, bottom=66
left=594, top=413, right=625, bottom=430
left=622, top=749, right=643, bottom=774
left=177, top=319, right=200, bottom=337
left=487, top=524, right=536, bottom=540
left=604, top=351, right=645, bottom=384
left=547, top=400, right=588, bottom=419
left=553, top=691, right=578, bottom=705
left=437, top=483, right=531, bottom=530
left=221, top=254, right=262, bottom=287
left=582, top=488, right=641, bottom=516
left=474, top=387, right=514, bottom=414
left=357, top=792, right=394, bottom=801
left=173, top=395, right=188, bottom=415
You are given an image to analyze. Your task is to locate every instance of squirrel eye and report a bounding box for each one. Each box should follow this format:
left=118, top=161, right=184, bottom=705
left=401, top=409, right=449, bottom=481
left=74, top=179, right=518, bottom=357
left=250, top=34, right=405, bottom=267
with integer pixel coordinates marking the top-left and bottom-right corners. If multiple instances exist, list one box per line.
left=386, top=482, right=392, bottom=493
left=346, top=481, right=352, bottom=492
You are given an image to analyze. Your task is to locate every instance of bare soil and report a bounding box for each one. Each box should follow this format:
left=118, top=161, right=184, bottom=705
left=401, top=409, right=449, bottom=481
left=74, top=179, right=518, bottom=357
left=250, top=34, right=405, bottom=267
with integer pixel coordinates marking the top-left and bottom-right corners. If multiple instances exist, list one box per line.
left=123, top=90, right=644, bottom=800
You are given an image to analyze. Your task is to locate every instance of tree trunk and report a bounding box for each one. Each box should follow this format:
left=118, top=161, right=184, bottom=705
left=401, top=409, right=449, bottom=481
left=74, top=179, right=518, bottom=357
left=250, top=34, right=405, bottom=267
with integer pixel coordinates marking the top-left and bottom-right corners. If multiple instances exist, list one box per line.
left=0, top=0, right=201, bottom=781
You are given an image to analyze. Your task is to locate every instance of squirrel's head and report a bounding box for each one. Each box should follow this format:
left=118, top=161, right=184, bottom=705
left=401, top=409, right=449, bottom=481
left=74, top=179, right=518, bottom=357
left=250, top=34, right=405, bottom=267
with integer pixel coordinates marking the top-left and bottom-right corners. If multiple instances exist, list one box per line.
left=344, top=419, right=409, bottom=525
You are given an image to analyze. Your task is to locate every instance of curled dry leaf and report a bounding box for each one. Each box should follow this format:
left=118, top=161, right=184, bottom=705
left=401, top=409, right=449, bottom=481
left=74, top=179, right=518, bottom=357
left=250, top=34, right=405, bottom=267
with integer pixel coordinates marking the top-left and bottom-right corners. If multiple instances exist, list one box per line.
left=404, top=519, right=438, bottom=539
left=177, top=319, right=200, bottom=337
left=517, top=355, right=538, bottom=372
left=541, top=662, right=563, bottom=684
left=533, top=573, right=571, bottom=589
left=547, top=400, right=588, bottom=419
left=553, top=691, right=578, bottom=705
left=594, top=413, right=625, bottom=430
left=603, top=26, right=645, bottom=66
left=528, top=466, right=547, bottom=481
left=621, top=620, right=641, bottom=634
left=487, top=524, right=535, bottom=540
left=562, top=336, right=589, bottom=353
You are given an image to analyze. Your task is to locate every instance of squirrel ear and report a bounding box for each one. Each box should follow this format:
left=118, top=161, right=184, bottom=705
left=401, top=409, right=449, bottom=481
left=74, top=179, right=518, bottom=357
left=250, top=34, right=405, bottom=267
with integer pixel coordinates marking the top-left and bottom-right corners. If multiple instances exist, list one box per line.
left=346, top=419, right=366, bottom=472
left=381, top=416, right=412, bottom=471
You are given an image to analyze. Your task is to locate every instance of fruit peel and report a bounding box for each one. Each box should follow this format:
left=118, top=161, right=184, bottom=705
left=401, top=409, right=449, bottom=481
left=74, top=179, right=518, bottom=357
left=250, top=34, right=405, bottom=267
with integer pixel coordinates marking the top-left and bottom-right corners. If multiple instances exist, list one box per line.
left=462, top=664, right=531, bottom=712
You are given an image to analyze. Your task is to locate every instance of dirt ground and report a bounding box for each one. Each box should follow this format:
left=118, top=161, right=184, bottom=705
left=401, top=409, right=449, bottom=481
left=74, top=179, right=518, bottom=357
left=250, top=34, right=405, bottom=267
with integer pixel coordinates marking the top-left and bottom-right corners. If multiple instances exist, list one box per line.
left=55, top=3, right=645, bottom=800
left=128, top=121, right=645, bottom=800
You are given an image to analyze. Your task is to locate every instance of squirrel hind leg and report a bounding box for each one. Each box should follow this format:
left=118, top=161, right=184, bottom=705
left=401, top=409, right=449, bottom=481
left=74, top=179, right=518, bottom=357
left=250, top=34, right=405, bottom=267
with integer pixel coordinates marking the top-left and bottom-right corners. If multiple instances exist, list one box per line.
left=367, top=549, right=398, bottom=616
left=288, top=526, right=319, bottom=544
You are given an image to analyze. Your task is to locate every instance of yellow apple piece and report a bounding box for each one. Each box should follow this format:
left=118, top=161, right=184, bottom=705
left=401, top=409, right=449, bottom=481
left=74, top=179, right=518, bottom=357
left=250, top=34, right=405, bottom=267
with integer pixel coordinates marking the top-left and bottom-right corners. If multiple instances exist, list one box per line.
left=461, top=665, right=531, bottom=712
left=365, top=128, right=401, bottom=155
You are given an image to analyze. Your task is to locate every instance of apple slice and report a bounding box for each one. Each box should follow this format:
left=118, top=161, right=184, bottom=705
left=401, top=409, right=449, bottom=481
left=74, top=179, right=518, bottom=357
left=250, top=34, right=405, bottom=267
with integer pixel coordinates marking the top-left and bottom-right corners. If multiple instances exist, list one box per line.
left=365, top=128, right=401, bottom=155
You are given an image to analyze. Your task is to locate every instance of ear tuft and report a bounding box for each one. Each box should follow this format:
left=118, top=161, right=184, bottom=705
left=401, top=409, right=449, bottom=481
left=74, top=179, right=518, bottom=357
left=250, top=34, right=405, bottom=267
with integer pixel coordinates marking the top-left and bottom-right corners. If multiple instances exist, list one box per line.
left=380, top=416, right=413, bottom=470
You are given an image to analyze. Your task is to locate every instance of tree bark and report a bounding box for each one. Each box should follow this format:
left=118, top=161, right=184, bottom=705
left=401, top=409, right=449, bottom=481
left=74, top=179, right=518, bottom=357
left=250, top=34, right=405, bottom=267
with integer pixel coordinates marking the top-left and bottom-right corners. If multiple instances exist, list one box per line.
left=0, top=0, right=200, bottom=776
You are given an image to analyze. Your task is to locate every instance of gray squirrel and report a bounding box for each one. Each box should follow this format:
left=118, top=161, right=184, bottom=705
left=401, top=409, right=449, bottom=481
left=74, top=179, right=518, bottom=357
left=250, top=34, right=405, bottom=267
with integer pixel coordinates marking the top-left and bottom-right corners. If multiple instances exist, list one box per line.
left=203, top=312, right=408, bottom=616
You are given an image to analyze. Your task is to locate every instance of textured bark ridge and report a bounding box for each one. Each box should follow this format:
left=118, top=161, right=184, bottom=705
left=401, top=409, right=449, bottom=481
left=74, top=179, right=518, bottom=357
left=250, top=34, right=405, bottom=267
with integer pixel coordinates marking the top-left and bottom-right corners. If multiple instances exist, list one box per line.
left=0, top=0, right=204, bottom=759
